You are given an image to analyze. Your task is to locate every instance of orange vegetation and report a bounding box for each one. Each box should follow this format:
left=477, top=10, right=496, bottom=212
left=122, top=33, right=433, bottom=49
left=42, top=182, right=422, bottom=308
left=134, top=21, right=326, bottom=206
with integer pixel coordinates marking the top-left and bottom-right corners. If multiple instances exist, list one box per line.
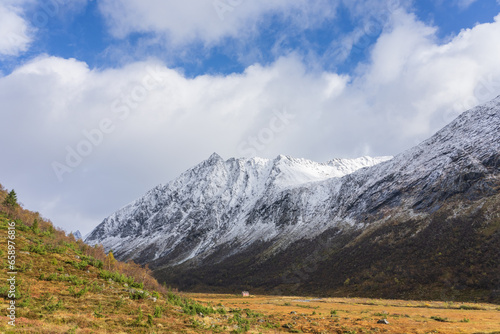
left=190, top=293, right=500, bottom=334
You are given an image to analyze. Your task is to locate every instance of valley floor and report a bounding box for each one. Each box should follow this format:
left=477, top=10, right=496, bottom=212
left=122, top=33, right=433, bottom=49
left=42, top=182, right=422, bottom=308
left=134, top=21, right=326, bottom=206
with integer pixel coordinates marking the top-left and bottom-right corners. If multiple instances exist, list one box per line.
left=188, top=293, right=500, bottom=334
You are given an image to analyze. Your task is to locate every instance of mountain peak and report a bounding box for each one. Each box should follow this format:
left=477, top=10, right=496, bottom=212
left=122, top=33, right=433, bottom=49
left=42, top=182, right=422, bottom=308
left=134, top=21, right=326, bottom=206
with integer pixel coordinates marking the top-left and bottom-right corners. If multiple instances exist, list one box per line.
left=275, top=154, right=291, bottom=161
left=208, top=152, right=224, bottom=162
left=73, top=230, right=82, bottom=240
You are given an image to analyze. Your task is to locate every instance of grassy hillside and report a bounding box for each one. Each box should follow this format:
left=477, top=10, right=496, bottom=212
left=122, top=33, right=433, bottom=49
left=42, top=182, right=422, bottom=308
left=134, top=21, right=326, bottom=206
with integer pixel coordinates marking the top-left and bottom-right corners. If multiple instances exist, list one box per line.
left=0, top=185, right=276, bottom=333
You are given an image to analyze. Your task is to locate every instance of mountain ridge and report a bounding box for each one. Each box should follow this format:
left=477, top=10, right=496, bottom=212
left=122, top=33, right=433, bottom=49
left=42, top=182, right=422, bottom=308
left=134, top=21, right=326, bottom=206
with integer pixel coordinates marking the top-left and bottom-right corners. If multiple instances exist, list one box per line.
left=86, top=154, right=392, bottom=265
left=87, top=95, right=500, bottom=302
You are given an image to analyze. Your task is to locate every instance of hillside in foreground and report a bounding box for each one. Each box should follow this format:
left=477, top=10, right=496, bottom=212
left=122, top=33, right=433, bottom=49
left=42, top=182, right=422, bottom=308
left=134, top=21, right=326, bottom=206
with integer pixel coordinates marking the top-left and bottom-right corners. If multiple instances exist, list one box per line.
left=0, top=184, right=264, bottom=333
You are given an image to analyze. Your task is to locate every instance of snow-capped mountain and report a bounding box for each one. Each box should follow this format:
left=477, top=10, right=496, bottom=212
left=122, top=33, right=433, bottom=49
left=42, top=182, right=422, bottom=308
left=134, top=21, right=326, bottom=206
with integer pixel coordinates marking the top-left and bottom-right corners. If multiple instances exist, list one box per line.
left=86, top=155, right=392, bottom=264
left=73, top=230, right=82, bottom=240
left=87, top=96, right=500, bottom=302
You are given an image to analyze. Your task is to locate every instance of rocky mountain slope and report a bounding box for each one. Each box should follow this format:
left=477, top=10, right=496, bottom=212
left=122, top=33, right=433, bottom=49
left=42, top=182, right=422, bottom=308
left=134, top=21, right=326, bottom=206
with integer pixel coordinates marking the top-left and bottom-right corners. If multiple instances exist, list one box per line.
left=86, top=155, right=392, bottom=264
left=87, top=96, right=500, bottom=302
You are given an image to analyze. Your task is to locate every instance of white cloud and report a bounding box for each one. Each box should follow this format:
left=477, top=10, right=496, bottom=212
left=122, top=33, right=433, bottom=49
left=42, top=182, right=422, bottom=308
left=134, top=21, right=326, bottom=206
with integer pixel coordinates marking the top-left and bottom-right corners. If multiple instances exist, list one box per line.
left=456, top=0, right=479, bottom=9
left=0, top=3, right=32, bottom=56
left=355, top=10, right=500, bottom=139
left=1, top=9, right=500, bottom=234
left=0, top=0, right=90, bottom=58
left=98, top=0, right=338, bottom=45
left=95, top=0, right=410, bottom=68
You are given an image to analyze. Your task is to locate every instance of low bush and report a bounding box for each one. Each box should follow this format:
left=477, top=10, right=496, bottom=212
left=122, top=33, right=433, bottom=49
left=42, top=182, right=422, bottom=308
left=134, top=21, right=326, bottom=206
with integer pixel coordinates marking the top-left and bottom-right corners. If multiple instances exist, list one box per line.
left=29, top=244, right=47, bottom=255
left=98, top=270, right=143, bottom=288
left=153, top=306, right=163, bottom=318
left=68, top=286, right=89, bottom=298
left=129, top=290, right=148, bottom=300
left=182, top=300, right=216, bottom=316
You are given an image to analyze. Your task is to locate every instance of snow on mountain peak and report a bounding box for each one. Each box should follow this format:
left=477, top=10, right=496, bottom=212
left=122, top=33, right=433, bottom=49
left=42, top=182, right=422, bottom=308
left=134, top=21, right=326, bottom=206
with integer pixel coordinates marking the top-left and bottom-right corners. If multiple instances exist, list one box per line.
left=207, top=152, right=224, bottom=163
left=86, top=152, right=391, bottom=264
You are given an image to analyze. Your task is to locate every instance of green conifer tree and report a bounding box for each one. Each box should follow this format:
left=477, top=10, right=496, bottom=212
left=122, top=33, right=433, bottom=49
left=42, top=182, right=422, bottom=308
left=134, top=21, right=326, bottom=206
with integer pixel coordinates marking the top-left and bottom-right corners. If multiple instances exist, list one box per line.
left=32, top=219, right=40, bottom=234
left=3, top=190, right=18, bottom=208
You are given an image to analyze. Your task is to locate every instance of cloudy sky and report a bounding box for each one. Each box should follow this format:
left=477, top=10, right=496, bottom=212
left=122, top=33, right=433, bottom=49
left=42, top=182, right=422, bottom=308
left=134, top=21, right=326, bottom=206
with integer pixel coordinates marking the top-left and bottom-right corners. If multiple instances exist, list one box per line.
left=1, top=0, right=500, bottom=235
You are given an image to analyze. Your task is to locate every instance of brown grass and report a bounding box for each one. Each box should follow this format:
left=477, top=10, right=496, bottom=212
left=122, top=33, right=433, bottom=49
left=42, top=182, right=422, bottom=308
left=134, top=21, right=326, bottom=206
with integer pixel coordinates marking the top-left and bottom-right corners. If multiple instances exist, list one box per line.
left=191, top=293, right=500, bottom=333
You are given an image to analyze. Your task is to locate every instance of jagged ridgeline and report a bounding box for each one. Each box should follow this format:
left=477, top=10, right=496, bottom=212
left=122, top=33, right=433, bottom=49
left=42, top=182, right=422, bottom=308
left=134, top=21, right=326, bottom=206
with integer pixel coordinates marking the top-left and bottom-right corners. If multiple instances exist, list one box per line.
left=88, top=96, right=500, bottom=303
left=0, top=185, right=232, bottom=333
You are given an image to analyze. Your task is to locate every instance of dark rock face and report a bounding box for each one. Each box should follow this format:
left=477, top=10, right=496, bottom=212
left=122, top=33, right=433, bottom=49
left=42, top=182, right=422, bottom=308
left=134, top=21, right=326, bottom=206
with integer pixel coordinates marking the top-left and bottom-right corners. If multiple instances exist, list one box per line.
left=87, top=96, right=500, bottom=302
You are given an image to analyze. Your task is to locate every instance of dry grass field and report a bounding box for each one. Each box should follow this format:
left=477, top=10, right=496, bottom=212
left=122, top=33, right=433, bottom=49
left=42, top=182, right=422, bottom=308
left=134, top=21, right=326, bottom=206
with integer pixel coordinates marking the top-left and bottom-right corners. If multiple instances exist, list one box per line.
left=189, top=293, right=500, bottom=334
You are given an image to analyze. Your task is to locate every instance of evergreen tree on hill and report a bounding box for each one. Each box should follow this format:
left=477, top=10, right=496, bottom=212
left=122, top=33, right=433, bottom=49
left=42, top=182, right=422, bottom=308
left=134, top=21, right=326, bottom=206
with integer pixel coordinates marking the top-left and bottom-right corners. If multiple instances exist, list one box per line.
left=3, top=190, right=18, bottom=209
